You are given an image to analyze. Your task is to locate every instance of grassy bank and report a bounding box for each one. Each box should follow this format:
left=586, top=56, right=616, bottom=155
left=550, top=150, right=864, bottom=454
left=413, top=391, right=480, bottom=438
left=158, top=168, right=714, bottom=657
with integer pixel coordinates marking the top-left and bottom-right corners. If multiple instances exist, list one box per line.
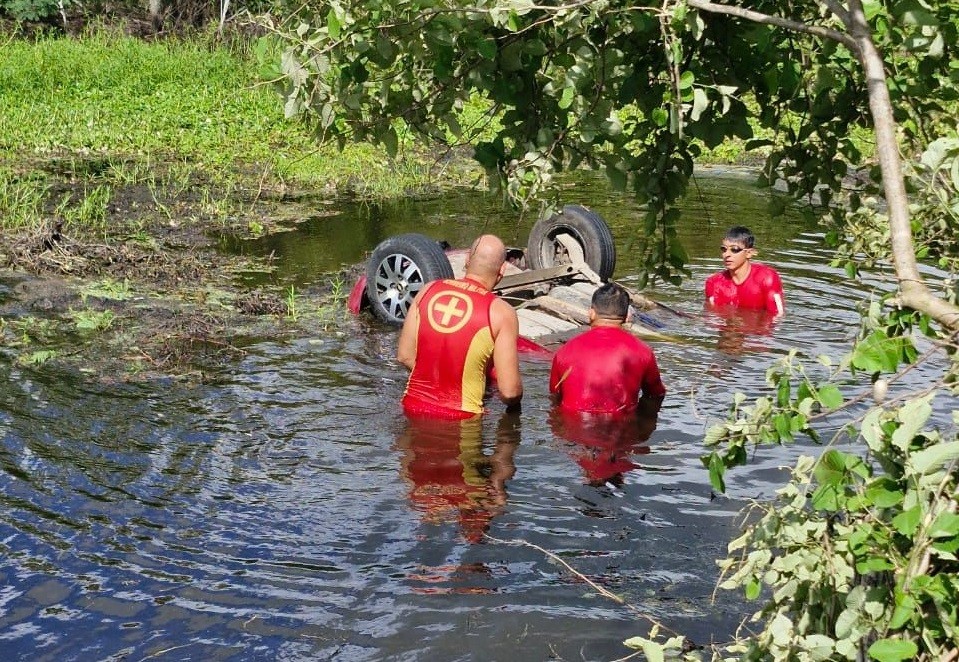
left=0, top=29, right=392, bottom=375
left=0, top=28, right=479, bottom=220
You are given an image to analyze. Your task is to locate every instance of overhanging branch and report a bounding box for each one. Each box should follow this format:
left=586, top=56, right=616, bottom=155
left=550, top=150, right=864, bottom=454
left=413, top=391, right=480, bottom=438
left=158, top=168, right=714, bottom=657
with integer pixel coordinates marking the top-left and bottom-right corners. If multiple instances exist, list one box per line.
left=686, top=0, right=858, bottom=51
left=688, top=0, right=959, bottom=331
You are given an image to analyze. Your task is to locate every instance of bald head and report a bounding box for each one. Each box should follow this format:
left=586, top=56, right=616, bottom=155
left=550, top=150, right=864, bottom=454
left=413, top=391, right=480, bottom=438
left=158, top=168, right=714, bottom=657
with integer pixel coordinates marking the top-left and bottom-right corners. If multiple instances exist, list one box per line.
left=465, top=234, right=507, bottom=283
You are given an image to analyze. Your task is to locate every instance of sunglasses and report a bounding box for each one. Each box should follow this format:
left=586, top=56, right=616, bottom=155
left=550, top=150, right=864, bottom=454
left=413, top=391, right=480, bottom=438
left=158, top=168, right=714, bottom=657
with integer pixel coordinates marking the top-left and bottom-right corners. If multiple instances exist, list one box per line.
left=720, top=245, right=748, bottom=254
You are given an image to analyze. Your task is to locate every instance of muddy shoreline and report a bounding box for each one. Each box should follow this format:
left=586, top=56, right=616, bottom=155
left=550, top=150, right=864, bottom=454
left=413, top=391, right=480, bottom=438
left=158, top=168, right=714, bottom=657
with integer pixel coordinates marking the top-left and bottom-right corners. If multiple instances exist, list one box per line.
left=0, top=163, right=357, bottom=382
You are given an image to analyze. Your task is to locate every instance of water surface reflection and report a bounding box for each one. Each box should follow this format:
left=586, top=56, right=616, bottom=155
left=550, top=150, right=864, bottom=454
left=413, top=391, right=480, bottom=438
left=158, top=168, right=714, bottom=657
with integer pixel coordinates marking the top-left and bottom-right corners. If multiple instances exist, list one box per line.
left=0, top=169, right=895, bottom=660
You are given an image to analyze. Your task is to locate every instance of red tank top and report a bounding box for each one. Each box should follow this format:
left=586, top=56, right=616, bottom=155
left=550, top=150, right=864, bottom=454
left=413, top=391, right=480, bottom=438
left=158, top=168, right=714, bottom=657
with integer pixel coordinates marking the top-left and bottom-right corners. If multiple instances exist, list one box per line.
left=402, top=278, right=497, bottom=418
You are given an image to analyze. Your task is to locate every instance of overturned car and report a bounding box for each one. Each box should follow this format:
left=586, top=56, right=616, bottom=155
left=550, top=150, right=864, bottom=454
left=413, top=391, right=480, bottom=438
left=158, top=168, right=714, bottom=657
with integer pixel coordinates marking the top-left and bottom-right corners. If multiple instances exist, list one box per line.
left=347, top=204, right=670, bottom=347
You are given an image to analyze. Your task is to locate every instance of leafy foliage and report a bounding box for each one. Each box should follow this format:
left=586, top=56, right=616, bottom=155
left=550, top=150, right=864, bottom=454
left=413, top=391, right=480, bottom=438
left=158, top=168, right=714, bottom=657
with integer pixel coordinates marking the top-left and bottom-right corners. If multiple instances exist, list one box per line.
left=0, top=0, right=72, bottom=23
left=259, top=0, right=959, bottom=286
left=702, top=301, right=959, bottom=659
left=715, top=398, right=959, bottom=660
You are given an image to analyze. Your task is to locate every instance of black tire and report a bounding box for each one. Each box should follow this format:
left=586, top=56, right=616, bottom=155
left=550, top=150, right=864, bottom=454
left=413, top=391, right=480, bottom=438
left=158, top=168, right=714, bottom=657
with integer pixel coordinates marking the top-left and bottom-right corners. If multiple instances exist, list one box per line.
left=527, top=205, right=616, bottom=281
left=365, top=233, right=454, bottom=325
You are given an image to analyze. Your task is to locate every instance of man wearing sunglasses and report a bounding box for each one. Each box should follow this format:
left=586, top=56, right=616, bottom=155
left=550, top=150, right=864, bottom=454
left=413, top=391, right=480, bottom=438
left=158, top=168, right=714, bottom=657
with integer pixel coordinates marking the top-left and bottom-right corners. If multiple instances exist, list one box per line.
left=705, top=226, right=785, bottom=317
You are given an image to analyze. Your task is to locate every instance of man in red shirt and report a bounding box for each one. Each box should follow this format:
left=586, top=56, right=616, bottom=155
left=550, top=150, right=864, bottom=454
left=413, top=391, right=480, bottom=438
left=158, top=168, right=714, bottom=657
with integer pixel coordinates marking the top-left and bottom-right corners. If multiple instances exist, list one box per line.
left=549, top=282, right=666, bottom=413
left=398, top=234, right=523, bottom=419
left=705, top=226, right=785, bottom=316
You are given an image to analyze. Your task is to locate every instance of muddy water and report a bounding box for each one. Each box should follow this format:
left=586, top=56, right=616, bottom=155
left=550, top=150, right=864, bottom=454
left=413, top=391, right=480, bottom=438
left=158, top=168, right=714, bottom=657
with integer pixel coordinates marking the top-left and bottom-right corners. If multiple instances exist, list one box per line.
left=0, top=167, right=911, bottom=660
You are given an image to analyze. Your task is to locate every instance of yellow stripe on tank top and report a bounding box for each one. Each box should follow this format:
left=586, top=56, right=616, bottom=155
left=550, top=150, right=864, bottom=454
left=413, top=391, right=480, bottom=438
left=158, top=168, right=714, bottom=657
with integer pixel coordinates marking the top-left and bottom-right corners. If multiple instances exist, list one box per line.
left=459, top=328, right=495, bottom=414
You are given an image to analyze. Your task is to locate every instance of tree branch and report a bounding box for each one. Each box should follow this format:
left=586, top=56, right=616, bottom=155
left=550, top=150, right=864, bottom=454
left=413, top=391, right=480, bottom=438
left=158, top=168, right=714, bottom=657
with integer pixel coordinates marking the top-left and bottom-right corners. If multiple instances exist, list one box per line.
left=686, top=0, right=858, bottom=51
left=689, top=0, right=959, bottom=331
left=844, top=0, right=959, bottom=331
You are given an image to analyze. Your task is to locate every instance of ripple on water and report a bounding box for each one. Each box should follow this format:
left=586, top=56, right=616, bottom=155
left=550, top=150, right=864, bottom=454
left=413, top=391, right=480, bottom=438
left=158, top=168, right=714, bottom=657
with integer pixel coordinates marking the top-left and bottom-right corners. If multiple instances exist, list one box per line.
left=2, top=173, right=938, bottom=660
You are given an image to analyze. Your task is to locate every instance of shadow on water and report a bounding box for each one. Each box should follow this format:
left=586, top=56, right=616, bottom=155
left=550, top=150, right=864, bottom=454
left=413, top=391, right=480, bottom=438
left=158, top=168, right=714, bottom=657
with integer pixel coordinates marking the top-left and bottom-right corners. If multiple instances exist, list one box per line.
left=0, top=167, right=919, bottom=660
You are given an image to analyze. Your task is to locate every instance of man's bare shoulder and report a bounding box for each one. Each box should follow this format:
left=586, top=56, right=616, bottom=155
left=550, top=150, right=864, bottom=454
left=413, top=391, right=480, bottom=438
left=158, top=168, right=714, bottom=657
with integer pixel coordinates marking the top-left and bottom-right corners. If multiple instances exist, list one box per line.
left=490, top=297, right=518, bottom=319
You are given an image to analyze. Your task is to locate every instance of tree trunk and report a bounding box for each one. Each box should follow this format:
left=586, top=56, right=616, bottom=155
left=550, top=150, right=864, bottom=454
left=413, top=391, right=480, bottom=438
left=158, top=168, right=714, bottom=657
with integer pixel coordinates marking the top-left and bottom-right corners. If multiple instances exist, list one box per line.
left=689, top=0, right=959, bottom=331
left=148, top=0, right=164, bottom=32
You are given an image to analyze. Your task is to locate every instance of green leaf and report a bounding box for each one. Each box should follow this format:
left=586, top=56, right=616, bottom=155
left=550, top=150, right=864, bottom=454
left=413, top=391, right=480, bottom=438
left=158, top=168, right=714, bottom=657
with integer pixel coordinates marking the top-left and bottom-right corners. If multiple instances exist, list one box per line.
left=474, top=141, right=503, bottom=169
left=691, top=88, right=708, bottom=121
left=773, top=413, right=793, bottom=441
left=382, top=127, right=398, bottom=158
left=867, top=637, right=918, bottom=662
left=861, top=408, right=884, bottom=452
left=909, top=440, right=959, bottom=475
left=900, top=7, right=937, bottom=26
left=746, top=138, right=773, bottom=150
left=679, top=70, right=695, bottom=90
left=856, top=556, right=894, bottom=572
left=815, top=449, right=847, bottom=486
left=768, top=613, right=792, bottom=645
left=889, top=593, right=916, bottom=629
left=861, top=0, right=882, bottom=19
left=892, top=505, right=921, bottom=536
left=817, top=384, right=843, bottom=409
left=929, top=512, right=959, bottom=538
left=326, top=10, right=341, bottom=39
left=703, top=424, right=727, bottom=446
left=802, top=634, right=836, bottom=658
left=776, top=376, right=790, bottom=406
left=707, top=452, right=726, bottom=493
left=622, top=636, right=664, bottom=662
left=507, top=0, right=535, bottom=15
left=745, top=577, right=761, bottom=599
left=478, top=37, right=498, bottom=60
left=892, top=393, right=933, bottom=450
left=606, top=165, right=627, bottom=191
left=865, top=482, right=903, bottom=508
left=850, top=331, right=905, bottom=374
left=811, top=483, right=840, bottom=511
left=559, top=84, right=575, bottom=110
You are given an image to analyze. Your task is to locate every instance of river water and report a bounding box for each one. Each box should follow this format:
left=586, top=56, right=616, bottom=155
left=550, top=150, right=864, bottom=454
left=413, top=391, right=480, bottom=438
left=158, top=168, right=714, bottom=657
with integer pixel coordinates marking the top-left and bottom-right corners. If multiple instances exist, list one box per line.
left=0, top=168, right=919, bottom=660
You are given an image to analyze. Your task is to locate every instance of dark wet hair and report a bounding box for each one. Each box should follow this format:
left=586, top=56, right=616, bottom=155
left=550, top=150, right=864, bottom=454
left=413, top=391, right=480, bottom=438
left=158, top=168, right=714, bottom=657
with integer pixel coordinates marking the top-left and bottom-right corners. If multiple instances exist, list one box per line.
left=724, top=226, right=755, bottom=248
left=591, top=282, right=630, bottom=320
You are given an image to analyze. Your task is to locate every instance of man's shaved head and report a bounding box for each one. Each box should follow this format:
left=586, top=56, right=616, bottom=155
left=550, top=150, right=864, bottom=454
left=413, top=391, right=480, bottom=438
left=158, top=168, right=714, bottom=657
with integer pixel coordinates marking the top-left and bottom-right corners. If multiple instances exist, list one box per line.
left=465, top=234, right=507, bottom=280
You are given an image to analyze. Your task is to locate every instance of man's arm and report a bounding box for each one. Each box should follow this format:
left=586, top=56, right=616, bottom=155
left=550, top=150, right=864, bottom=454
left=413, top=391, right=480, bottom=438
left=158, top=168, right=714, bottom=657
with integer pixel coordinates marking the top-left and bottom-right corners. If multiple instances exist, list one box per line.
left=765, top=269, right=785, bottom=317
left=489, top=298, right=523, bottom=408
left=641, top=352, right=667, bottom=399
left=771, top=292, right=785, bottom=317
left=396, top=290, right=425, bottom=370
left=704, top=273, right=718, bottom=307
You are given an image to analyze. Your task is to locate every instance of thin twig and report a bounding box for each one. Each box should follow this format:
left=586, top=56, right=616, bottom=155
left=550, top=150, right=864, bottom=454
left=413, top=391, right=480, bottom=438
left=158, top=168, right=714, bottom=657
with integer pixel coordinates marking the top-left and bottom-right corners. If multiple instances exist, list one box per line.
left=483, top=534, right=681, bottom=635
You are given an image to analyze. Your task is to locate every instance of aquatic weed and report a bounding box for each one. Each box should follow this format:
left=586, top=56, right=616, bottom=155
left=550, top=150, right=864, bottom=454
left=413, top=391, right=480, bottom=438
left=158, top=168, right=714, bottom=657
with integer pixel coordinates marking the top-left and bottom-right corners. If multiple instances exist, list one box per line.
left=70, top=308, right=116, bottom=333
left=285, top=285, right=298, bottom=321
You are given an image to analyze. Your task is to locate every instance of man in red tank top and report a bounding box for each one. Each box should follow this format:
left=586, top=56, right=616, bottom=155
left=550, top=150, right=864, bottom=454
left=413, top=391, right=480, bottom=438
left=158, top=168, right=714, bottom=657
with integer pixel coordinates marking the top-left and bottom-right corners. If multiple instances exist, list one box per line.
left=705, top=226, right=785, bottom=316
left=549, top=282, right=666, bottom=414
left=397, top=234, right=523, bottom=419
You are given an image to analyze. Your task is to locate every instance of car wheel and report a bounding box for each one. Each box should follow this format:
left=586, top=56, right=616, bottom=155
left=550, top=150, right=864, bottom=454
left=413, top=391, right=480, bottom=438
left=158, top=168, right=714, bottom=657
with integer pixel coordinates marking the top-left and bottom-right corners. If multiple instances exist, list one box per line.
left=527, top=205, right=616, bottom=281
left=365, top=233, right=454, bottom=324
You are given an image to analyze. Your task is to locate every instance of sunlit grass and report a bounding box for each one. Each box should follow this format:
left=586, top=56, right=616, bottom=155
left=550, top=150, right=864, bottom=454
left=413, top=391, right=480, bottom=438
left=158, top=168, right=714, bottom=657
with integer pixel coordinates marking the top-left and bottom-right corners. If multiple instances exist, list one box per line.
left=0, top=167, right=47, bottom=230
left=0, top=29, right=479, bottom=203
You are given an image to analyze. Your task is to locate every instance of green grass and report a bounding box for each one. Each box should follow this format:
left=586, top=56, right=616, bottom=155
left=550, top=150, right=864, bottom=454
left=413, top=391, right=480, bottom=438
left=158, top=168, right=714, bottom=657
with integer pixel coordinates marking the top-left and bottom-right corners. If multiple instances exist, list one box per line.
left=0, top=29, right=476, bottom=196
left=0, top=166, right=47, bottom=228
